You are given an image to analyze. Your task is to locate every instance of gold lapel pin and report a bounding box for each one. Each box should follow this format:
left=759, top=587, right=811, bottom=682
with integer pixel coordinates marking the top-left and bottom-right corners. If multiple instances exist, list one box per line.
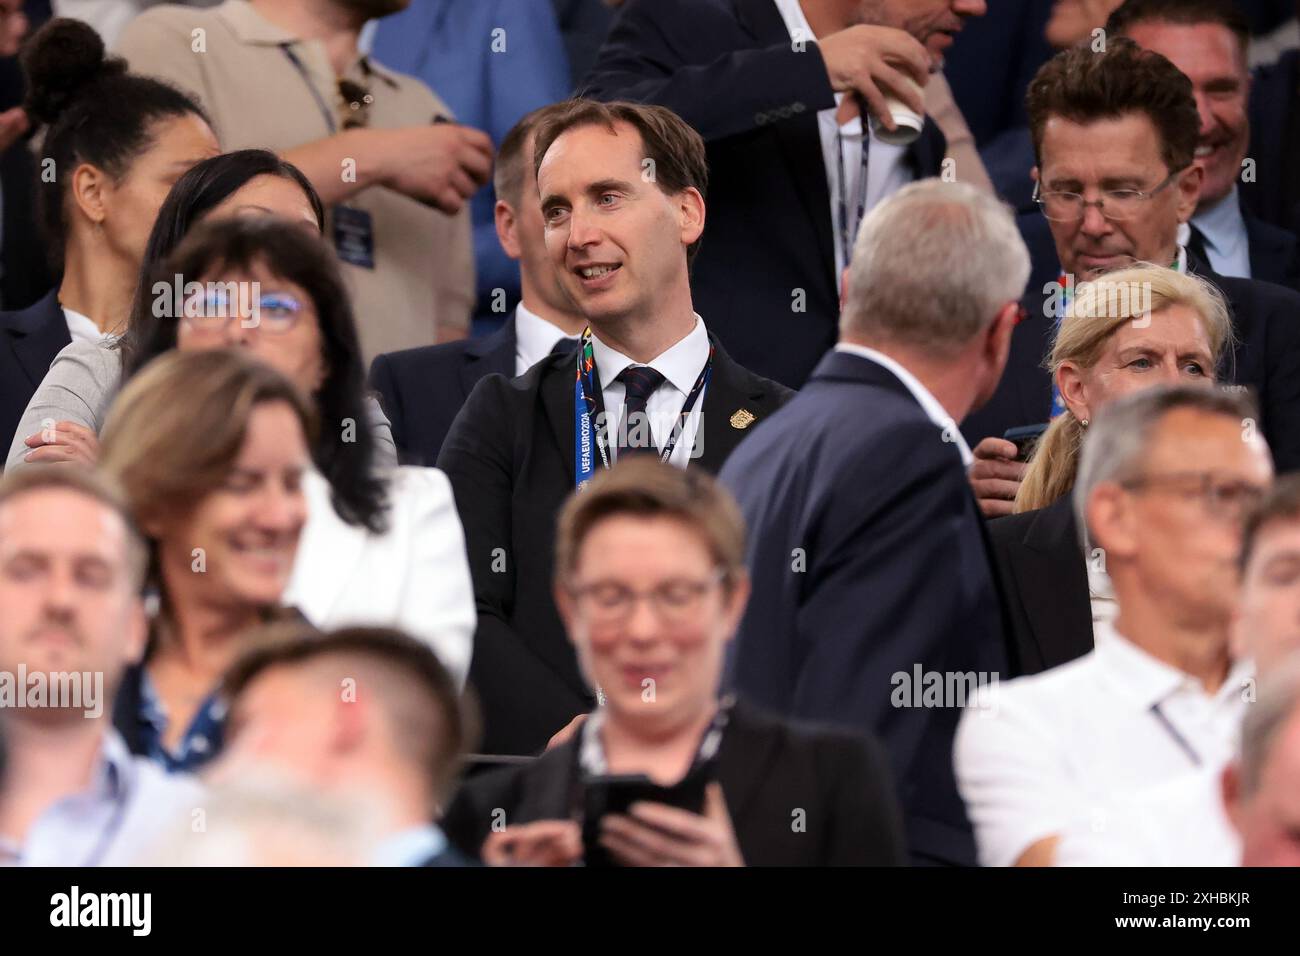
left=729, top=408, right=756, bottom=429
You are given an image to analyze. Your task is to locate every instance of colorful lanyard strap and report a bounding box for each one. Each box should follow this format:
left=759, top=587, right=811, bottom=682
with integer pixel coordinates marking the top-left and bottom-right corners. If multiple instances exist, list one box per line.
left=573, top=327, right=714, bottom=488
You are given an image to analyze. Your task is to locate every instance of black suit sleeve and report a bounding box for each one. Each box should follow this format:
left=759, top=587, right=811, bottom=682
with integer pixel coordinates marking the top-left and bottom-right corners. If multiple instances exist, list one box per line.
left=1259, top=290, right=1300, bottom=472
left=818, top=733, right=907, bottom=866
left=368, top=353, right=406, bottom=457
left=580, top=0, right=836, bottom=142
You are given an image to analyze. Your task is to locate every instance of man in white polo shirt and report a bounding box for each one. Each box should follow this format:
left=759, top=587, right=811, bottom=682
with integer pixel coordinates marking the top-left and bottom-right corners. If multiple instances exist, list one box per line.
left=955, top=384, right=1272, bottom=867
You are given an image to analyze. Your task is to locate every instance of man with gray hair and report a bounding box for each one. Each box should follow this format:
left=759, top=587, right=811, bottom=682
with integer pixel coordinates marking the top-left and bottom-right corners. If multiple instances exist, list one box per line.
left=956, top=384, right=1272, bottom=867
left=720, top=178, right=1029, bottom=866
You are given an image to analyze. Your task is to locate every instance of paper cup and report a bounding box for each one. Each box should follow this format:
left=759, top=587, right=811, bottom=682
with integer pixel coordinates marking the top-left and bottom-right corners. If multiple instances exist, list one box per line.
left=868, top=77, right=924, bottom=147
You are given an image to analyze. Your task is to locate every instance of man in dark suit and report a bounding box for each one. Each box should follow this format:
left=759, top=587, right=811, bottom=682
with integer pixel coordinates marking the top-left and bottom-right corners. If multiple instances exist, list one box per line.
left=0, top=289, right=65, bottom=462
left=438, top=100, right=792, bottom=756
left=1109, top=0, right=1300, bottom=289
left=719, top=178, right=1029, bottom=866
left=966, top=38, right=1300, bottom=517
left=580, top=0, right=982, bottom=387
left=1242, top=9, right=1300, bottom=237
left=369, top=105, right=588, bottom=466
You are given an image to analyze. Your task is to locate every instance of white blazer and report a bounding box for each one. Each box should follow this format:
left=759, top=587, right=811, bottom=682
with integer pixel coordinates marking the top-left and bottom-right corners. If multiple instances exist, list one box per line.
left=283, top=466, right=476, bottom=686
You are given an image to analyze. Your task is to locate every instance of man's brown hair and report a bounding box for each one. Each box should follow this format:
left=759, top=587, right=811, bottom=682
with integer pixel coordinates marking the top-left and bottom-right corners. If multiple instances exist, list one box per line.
left=532, top=98, right=709, bottom=265
left=1026, top=36, right=1200, bottom=173
left=1240, top=475, right=1300, bottom=574
left=1106, top=0, right=1250, bottom=56
left=494, top=102, right=572, bottom=207
left=223, top=624, right=476, bottom=804
left=554, top=456, right=746, bottom=590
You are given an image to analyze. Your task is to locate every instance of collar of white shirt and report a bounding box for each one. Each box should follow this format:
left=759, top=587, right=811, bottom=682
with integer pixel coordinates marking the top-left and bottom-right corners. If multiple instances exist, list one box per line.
left=62, top=307, right=111, bottom=345
left=833, top=342, right=973, bottom=466
left=1092, top=619, right=1253, bottom=711
left=590, top=314, right=710, bottom=397
left=514, top=301, right=580, bottom=375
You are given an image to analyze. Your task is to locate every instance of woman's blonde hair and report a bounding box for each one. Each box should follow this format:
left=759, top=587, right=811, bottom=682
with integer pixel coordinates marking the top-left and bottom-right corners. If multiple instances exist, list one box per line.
left=1014, top=263, right=1232, bottom=513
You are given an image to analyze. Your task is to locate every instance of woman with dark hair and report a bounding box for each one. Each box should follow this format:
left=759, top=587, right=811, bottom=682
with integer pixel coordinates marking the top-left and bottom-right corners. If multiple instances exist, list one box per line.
left=4, top=147, right=380, bottom=468
left=132, top=217, right=473, bottom=689
left=0, top=17, right=218, bottom=463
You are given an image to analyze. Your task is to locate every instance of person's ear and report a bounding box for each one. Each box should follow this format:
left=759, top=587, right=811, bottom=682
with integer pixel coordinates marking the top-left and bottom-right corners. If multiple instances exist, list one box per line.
left=721, top=571, right=751, bottom=645
left=70, top=162, right=110, bottom=227
left=495, top=198, right=522, bottom=260
left=1175, top=165, right=1203, bottom=224
left=123, top=595, right=148, bottom=667
left=1086, top=482, right=1137, bottom=560
left=1057, top=360, right=1090, bottom=423
left=840, top=267, right=851, bottom=312
left=677, top=186, right=705, bottom=248
left=985, top=301, right=1019, bottom=370
left=330, top=689, right=367, bottom=755
left=554, top=578, right=576, bottom=642
left=1030, top=165, right=1040, bottom=188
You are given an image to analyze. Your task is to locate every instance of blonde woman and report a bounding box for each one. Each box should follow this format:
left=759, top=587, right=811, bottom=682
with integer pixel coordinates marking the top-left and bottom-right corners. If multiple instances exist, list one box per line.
left=990, top=263, right=1233, bottom=674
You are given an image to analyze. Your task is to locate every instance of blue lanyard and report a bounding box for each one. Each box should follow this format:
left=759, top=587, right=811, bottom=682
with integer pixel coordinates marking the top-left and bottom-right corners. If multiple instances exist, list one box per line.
left=573, top=327, right=713, bottom=488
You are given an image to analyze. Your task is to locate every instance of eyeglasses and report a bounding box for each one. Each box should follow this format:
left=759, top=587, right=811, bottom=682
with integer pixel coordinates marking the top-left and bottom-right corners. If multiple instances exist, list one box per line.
left=337, top=79, right=373, bottom=130
left=1033, top=168, right=1186, bottom=222
left=1119, top=470, right=1266, bottom=520
left=567, top=570, right=726, bottom=624
left=182, top=289, right=306, bottom=334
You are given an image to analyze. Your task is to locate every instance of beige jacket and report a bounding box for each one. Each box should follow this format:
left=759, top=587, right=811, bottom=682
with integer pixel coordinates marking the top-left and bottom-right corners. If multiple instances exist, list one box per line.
left=116, top=0, right=475, bottom=361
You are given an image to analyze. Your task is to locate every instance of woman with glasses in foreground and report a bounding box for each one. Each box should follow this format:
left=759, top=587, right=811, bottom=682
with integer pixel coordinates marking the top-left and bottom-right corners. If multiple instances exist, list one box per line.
left=443, top=456, right=905, bottom=867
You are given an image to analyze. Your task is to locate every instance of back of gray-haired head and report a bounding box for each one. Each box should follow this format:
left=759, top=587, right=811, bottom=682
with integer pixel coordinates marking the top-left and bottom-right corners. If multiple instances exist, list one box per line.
left=841, top=178, right=1031, bottom=354
left=1073, top=384, right=1261, bottom=546
left=1239, top=652, right=1300, bottom=797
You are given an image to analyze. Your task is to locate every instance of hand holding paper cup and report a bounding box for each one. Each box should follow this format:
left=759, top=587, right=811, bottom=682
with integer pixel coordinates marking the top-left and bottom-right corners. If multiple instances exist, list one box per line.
left=868, top=75, right=925, bottom=146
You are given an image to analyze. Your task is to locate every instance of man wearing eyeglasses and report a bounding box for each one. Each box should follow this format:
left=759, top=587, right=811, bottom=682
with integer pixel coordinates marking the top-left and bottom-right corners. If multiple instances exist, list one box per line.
left=964, top=38, right=1300, bottom=517
left=956, top=384, right=1272, bottom=867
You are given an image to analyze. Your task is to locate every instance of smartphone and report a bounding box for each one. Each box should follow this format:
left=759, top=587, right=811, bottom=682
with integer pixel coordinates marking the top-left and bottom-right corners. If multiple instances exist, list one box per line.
left=1003, top=423, right=1048, bottom=463
left=580, top=766, right=712, bottom=867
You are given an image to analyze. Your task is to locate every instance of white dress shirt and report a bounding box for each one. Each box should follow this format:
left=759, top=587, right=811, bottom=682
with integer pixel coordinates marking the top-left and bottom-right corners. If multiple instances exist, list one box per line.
left=592, top=314, right=710, bottom=468
left=834, top=342, right=972, bottom=465
left=283, top=466, right=476, bottom=686
left=955, top=620, right=1252, bottom=867
left=1053, top=766, right=1241, bottom=866
left=772, top=0, right=911, bottom=278
left=1190, top=186, right=1252, bottom=280
left=62, top=306, right=111, bottom=345
left=513, top=301, right=580, bottom=376
left=0, top=730, right=204, bottom=867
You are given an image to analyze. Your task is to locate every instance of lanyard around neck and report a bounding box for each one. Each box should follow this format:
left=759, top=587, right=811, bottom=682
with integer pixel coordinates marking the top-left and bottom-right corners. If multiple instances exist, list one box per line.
left=573, top=327, right=714, bottom=488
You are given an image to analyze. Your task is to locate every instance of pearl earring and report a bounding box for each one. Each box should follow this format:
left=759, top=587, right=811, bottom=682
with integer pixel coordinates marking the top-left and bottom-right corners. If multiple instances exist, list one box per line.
left=1080, top=418, right=1090, bottom=428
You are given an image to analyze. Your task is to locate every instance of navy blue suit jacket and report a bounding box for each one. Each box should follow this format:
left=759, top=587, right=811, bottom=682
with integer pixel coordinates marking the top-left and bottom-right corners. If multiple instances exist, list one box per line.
left=368, top=315, right=515, bottom=467
left=719, top=349, right=1008, bottom=866
left=580, top=0, right=947, bottom=388
left=0, top=290, right=67, bottom=464
left=1244, top=49, right=1300, bottom=236
left=963, top=219, right=1300, bottom=472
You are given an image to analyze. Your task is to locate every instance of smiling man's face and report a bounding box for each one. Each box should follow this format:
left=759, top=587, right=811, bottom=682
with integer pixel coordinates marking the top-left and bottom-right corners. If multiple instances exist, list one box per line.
left=1122, top=19, right=1250, bottom=210
left=537, top=121, right=702, bottom=332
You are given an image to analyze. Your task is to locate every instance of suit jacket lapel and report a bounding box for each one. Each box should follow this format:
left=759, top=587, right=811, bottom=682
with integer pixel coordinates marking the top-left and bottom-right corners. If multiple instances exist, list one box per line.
left=1011, top=496, right=1094, bottom=668
left=1243, top=210, right=1298, bottom=286
left=459, top=314, right=516, bottom=399
left=697, top=342, right=773, bottom=473
left=5, top=290, right=70, bottom=386
left=539, top=353, right=578, bottom=486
